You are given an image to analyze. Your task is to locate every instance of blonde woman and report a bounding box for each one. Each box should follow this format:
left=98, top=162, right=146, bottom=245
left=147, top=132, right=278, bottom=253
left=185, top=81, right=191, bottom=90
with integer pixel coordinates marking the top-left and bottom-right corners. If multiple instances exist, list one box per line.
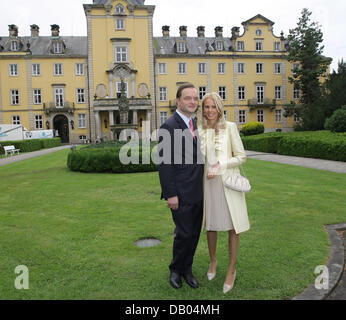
left=199, top=92, right=250, bottom=294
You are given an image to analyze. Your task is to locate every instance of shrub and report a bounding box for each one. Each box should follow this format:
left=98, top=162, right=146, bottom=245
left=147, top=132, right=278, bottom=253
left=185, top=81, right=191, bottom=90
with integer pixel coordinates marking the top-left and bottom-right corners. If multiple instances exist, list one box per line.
left=324, top=106, right=346, bottom=132
left=240, top=122, right=265, bottom=136
left=67, top=141, right=158, bottom=173
left=0, top=138, right=61, bottom=154
left=241, top=132, right=284, bottom=153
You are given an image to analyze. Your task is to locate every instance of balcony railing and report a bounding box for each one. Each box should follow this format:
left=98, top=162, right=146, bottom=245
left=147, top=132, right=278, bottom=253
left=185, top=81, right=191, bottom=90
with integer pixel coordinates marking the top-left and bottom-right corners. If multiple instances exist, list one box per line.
left=43, top=101, right=75, bottom=115
left=248, top=98, right=276, bottom=111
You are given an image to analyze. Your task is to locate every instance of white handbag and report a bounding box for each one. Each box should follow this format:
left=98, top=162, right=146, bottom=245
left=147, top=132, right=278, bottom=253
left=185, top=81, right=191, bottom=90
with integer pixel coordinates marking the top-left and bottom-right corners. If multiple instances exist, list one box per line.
left=224, top=160, right=251, bottom=193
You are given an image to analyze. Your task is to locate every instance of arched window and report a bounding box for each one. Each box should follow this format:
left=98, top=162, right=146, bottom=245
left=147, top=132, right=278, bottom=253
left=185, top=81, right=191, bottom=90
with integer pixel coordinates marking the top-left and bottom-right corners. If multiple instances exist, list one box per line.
left=115, top=4, right=125, bottom=14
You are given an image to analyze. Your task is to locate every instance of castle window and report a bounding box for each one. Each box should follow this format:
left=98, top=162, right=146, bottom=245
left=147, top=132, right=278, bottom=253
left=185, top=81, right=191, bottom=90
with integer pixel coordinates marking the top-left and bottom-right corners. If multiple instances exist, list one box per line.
left=77, top=89, right=85, bottom=103
left=218, top=63, right=225, bottom=74
left=159, top=87, right=167, bottom=101
left=274, top=42, right=280, bottom=51
left=116, top=19, right=125, bottom=30
left=257, top=109, right=265, bottom=123
left=116, top=81, right=129, bottom=98
left=115, top=4, right=125, bottom=15
left=12, top=115, right=21, bottom=125
left=32, top=64, right=41, bottom=76
left=198, top=63, right=206, bottom=74
left=35, top=115, right=43, bottom=129
left=54, top=63, right=63, bottom=76
left=75, top=63, right=84, bottom=75
left=53, top=42, right=63, bottom=54
left=54, top=88, right=64, bottom=107
left=158, top=63, right=166, bottom=74
left=256, top=63, right=263, bottom=74
left=216, top=41, right=223, bottom=51
left=177, top=42, right=186, bottom=53
left=275, top=86, right=282, bottom=100
left=78, top=114, right=86, bottom=129
left=199, top=86, right=206, bottom=100
left=256, top=40, right=263, bottom=51
left=11, top=41, right=19, bottom=51
left=160, top=112, right=168, bottom=126
left=237, top=41, right=244, bottom=51
left=238, top=86, right=246, bottom=100
left=33, top=89, right=42, bottom=104
left=256, top=29, right=262, bottom=36
left=275, top=109, right=282, bottom=123
left=9, top=64, right=18, bottom=76
left=218, top=86, right=226, bottom=100
left=10, top=90, right=20, bottom=105
left=239, top=110, right=246, bottom=124
left=238, top=63, right=245, bottom=74
left=115, top=47, right=127, bottom=62
left=274, top=63, right=282, bottom=74
left=178, top=63, right=186, bottom=74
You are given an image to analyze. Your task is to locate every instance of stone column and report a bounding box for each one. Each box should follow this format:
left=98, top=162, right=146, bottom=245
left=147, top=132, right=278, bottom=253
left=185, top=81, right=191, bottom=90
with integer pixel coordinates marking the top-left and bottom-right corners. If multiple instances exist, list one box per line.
left=109, top=110, right=114, bottom=140
left=133, top=110, right=138, bottom=125
left=95, top=111, right=102, bottom=140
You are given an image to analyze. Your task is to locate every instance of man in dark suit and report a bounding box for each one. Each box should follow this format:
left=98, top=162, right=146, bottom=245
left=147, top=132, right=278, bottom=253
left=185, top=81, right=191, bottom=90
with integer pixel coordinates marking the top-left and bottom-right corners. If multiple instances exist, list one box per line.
left=158, top=83, right=204, bottom=289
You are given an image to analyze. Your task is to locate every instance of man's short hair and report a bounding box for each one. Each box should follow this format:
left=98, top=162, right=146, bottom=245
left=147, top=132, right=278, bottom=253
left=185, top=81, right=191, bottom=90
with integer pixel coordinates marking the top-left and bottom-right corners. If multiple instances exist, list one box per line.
left=176, top=83, right=195, bottom=99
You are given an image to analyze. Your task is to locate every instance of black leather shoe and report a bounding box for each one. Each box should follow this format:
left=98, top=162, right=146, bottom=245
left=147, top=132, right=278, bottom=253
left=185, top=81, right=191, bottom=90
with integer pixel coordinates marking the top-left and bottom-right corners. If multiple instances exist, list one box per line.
left=170, top=272, right=182, bottom=289
left=182, top=273, right=199, bottom=288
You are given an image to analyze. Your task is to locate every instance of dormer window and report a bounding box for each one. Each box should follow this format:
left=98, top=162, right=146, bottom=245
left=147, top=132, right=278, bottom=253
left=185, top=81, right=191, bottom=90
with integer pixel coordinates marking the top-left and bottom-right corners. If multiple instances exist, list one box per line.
left=115, top=4, right=125, bottom=15
left=215, top=41, right=223, bottom=51
left=177, top=41, right=186, bottom=53
left=11, top=41, right=19, bottom=51
left=53, top=42, right=63, bottom=54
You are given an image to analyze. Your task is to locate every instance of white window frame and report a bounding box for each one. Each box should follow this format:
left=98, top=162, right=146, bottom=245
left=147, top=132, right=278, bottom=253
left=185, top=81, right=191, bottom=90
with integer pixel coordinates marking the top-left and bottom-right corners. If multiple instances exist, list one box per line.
left=238, top=62, right=245, bottom=74
left=159, top=87, right=167, bottom=101
left=216, top=41, right=223, bottom=51
left=116, top=81, right=129, bottom=98
left=10, top=90, right=20, bottom=105
left=178, top=62, right=186, bottom=74
left=237, top=41, right=244, bottom=51
left=116, top=19, right=125, bottom=30
left=53, top=42, right=63, bottom=54
left=32, top=64, right=41, bottom=76
left=294, top=87, right=300, bottom=100
left=78, top=114, right=86, bottom=129
left=160, top=111, right=168, bottom=126
left=54, top=88, right=64, bottom=107
left=256, top=40, right=263, bottom=51
left=12, top=115, right=21, bottom=125
left=218, top=63, right=226, bottom=74
left=256, top=63, right=264, bottom=74
left=274, top=42, right=280, bottom=51
left=115, top=47, right=128, bottom=63
left=294, top=113, right=300, bottom=122
left=238, top=86, right=246, bottom=100
left=218, top=86, right=226, bottom=100
left=275, top=109, right=283, bottom=123
left=11, top=41, right=18, bottom=51
left=54, top=63, right=63, bottom=76
left=158, top=63, right=166, bottom=74
left=257, top=109, right=265, bottom=123
left=177, top=42, right=186, bottom=53
left=256, top=29, right=262, bottom=36
left=239, top=110, right=247, bottom=124
left=198, top=62, right=206, bottom=74
left=75, top=63, right=84, bottom=76
left=115, top=4, right=125, bottom=14
left=292, top=63, right=300, bottom=73
left=76, top=88, right=85, bottom=104
left=33, top=89, right=42, bottom=105
left=199, top=86, right=206, bottom=100
left=275, top=86, right=282, bottom=100
left=9, top=64, right=18, bottom=76
left=35, top=115, right=43, bottom=129
left=274, top=63, right=282, bottom=74
left=256, top=86, right=264, bottom=104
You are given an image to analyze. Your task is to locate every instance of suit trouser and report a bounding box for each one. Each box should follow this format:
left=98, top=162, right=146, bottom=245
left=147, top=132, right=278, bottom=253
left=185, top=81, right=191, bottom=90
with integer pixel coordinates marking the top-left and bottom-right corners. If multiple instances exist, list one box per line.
left=169, top=200, right=203, bottom=275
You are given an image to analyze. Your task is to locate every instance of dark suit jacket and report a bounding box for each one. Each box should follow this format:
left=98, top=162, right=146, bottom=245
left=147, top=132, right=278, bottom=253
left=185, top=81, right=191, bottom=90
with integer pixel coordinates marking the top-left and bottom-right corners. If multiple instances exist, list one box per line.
left=158, top=112, right=204, bottom=205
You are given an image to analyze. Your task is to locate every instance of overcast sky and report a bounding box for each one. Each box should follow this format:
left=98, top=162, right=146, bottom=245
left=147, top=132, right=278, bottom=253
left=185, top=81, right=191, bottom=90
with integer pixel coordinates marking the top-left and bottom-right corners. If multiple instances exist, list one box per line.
left=0, top=0, right=345, bottom=71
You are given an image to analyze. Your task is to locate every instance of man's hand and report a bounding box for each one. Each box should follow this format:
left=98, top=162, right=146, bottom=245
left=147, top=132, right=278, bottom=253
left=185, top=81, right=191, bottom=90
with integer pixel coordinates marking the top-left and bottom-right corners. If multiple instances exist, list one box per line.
left=207, top=162, right=220, bottom=179
left=167, top=196, right=179, bottom=211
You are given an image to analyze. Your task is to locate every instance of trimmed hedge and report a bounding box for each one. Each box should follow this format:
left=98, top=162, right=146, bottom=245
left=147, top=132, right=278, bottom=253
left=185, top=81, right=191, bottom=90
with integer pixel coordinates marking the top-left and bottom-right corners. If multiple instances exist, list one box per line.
left=0, top=138, right=61, bottom=154
left=67, top=142, right=158, bottom=173
left=241, top=131, right=346, bottom=162
left=325, top=106, right=346, bottom=133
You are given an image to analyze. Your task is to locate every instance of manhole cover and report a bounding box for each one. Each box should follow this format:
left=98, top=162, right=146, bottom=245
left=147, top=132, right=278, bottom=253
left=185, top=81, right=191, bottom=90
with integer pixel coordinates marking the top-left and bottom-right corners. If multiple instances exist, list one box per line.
left=134, top=238, right=161, bottom=248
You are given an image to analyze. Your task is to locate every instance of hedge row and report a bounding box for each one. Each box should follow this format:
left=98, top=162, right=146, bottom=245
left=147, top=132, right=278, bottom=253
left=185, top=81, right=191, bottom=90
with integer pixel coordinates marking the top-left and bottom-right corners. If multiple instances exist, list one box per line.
left=0, top=138, right=62, bottom=154
left=241, top=131, right=346, bottom=162
left=67, top=144, right=158, bottom=173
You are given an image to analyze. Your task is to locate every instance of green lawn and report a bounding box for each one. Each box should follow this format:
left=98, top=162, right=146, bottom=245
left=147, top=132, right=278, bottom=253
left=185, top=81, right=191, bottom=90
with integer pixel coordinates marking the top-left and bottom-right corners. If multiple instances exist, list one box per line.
left=0, top=149, right=345, bottom=300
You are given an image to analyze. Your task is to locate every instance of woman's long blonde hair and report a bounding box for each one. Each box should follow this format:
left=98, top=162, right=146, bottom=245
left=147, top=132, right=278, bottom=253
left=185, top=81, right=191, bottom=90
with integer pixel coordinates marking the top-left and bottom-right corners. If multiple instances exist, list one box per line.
left=201, top=92, right=226, bottom=131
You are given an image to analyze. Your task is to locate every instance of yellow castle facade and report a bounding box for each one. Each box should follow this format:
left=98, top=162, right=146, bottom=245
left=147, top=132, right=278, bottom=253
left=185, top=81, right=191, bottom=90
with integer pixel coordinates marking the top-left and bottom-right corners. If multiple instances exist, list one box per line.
left=0, top=0, right=314, bottom=143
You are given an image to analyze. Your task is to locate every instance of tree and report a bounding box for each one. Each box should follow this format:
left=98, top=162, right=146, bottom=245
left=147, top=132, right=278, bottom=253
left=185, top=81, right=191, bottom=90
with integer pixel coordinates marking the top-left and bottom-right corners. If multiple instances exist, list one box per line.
left=283, top=8, right=331, bottom=130
left=325, top=59, right=346, bottom=118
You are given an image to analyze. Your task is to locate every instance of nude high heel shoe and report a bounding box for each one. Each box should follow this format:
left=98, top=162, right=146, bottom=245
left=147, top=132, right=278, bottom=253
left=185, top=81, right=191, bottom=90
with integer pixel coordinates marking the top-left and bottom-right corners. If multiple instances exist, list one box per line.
left=223, top=270, right=236, bottom=294
left=207, top=260, right=217, bottom=281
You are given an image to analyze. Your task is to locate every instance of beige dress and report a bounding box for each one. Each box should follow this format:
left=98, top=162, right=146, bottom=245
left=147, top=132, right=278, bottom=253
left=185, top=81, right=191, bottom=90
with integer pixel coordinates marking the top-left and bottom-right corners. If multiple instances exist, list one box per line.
left=204, top=156, right=234, bottom=232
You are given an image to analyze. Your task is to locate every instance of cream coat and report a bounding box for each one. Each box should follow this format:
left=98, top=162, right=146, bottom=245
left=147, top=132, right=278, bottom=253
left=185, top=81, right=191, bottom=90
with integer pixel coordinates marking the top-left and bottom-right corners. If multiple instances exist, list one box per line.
left=200, top=121, right=250, bottom=234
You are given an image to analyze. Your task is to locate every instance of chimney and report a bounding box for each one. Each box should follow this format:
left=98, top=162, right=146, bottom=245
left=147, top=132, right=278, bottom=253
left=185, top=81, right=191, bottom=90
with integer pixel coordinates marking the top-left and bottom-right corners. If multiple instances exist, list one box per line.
left=231, top=27, right=240, bottom=39
left=30, top=24, right=39, bottom=37
left=51, top=24, right=60, bottom=37
left=179, top=26, right=187, bottom=37
left=197, top=26, right=205, bottom=38
left=8, top=25, right=18, bottom=37
left=162, top=25, right=170, bottom=37
left=215, top=26, right=223, bottom=38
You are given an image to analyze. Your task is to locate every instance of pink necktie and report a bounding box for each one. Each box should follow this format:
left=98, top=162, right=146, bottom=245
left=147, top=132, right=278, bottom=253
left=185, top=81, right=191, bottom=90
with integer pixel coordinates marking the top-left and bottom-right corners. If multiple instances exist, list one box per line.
left=189, top=119, right=196, bottom=139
